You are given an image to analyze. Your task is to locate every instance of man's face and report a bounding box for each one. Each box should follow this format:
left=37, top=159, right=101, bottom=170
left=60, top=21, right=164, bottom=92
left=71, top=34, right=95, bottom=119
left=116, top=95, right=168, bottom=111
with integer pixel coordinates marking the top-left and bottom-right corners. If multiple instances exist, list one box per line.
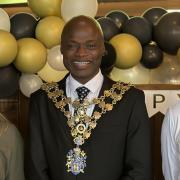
left=61, top=18, right=105, bottom=84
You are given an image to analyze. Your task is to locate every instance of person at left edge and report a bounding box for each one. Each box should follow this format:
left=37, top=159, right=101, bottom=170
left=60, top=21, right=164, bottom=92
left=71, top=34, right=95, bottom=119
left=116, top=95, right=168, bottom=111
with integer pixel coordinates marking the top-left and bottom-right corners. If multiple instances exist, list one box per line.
left=0, top=113, right=25, bottom=180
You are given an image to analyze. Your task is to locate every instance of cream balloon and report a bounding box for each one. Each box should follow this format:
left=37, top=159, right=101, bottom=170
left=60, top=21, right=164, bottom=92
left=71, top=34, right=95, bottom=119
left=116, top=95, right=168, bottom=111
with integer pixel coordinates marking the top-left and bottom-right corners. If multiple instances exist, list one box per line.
left=38, top=62, right=68, bottom=82
left=47, top=45, right=66, bottom=71
left=35, top=16, right=65, bottom=49
left=14, top=38, right=47, bottom=73
left=0, top=30, right=17, bottom=67
left=27, top=0, right=62, bottom=18
left=61, top=0, right=98, bottom=22
left=110, top=33, right=142, bottom=69
left=0, top=8, right=10, bottom=32
left=19, top=73, right=43, bottom=97
left=109, top=63, right=150, bottom=84
left=150, top=53, right=180, bottom=84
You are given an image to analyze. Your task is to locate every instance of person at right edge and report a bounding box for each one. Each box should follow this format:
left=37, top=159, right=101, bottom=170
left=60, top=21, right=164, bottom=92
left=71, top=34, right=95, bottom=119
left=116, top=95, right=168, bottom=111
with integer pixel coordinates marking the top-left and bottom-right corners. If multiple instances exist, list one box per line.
left=25, top=15, right=152, bottom=180
left=161, top=101, right=180, bottom=180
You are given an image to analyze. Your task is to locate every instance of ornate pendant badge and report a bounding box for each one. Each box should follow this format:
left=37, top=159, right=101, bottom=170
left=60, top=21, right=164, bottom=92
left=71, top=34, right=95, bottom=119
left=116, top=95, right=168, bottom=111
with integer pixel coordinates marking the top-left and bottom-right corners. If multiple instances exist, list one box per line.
left=66, top=147, right=87, bottom=175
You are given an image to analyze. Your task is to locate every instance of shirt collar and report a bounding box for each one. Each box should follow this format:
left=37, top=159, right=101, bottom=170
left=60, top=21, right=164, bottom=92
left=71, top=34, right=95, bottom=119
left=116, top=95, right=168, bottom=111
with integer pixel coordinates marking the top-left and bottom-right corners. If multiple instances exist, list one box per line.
left=68, top=70, right=104, bottom=94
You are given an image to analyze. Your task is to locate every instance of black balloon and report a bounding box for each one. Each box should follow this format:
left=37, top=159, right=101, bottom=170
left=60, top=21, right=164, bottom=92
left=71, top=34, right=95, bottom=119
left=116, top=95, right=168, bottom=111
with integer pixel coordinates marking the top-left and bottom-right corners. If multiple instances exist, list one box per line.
left=106, top=10, right=129, bottom=29
left=97, top=17, right=119, bottom=41
left=153, top=12, right=180, bottom=55
left=0, top=65, right=20, bottom=98
left=10, top=12, right=38, bottom=39
left=142, top=7, right=167, bottom=26
left=122, top=16, right=152, bottom=46
left=101, top=41, right=116, bottom=74
left=141, top=43, right=163, bottom=69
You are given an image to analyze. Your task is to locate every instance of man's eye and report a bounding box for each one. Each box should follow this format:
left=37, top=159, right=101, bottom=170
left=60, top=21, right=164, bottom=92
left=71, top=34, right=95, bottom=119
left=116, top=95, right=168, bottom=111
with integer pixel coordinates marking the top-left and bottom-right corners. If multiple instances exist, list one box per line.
left=67, top=44, right=79, bottom=49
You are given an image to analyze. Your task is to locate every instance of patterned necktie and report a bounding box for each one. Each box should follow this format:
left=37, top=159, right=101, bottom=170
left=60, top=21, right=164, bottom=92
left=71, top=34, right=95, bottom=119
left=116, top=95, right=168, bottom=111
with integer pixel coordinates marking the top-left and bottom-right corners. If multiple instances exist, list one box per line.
left=76, top=86, right=90, bottom=103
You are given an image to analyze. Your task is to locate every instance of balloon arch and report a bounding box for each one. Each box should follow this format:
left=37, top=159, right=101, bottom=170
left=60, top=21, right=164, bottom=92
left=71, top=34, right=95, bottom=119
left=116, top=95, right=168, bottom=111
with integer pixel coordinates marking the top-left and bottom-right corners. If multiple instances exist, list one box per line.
left=0, top=1, right=180, bottom=98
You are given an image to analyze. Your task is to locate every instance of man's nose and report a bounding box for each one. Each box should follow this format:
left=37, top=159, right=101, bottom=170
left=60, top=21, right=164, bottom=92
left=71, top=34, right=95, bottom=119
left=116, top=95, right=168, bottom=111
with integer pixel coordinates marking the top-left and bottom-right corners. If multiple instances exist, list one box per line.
left=76, top=45, right=87, bottom=56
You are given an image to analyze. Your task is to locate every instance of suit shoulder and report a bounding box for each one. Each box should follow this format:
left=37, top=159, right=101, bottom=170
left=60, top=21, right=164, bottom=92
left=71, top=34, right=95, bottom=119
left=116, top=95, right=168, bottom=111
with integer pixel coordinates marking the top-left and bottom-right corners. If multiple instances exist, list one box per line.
left=30, top=81, right=58, bottom=99
left=30, top=88, right=46, bottom=100
left=30, top=75, right=67, bottom=100
left=122, top=85, right=145, bottom=103
left=106, top=77, right=144, bottom=99
left=106, top=76, right=143, bottom=94
left=106, top=79, right=144, bottom=103
left=129, top=86, right=144, bottom=95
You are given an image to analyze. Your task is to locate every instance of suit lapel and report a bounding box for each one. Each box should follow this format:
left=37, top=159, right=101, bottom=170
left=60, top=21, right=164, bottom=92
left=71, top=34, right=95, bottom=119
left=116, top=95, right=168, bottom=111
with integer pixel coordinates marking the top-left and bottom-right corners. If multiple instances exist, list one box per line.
left=98, top=75, right=114, bottom=96
left=57, top=74, right=70, bottom=111
left=56, top=74, right=74, bottom=146
left=57, top=73, right=68, bottom=96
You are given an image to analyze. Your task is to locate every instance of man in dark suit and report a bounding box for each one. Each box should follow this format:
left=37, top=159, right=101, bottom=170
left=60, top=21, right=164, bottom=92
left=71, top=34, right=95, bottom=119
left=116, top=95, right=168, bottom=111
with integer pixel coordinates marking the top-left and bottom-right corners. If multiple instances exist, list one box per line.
left=25, top=15, right=152, bottom=180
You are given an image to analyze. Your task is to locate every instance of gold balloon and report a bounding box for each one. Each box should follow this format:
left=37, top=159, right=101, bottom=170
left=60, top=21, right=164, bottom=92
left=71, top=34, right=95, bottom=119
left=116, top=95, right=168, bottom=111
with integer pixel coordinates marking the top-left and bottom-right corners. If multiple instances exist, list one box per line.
left=27, top=0, right=61, bottom=18
left=38, top=62, right=68, bottom=82
left=0, top=30, right=17, bottom=67
left=61, top=0, right=98, bottom=22
left=110, top=33, right=142, bottom=69
left=35, top=16, right=65, bottom=49
left=14, top=38, right=47, bottom=73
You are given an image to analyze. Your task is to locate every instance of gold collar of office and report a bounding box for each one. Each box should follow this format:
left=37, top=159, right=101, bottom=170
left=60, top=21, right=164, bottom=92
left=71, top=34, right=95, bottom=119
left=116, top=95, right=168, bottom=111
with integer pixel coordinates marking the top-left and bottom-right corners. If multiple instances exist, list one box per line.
left=42, top=81, right=132, bottom=142
left=42, top=81, right=132, bottom=175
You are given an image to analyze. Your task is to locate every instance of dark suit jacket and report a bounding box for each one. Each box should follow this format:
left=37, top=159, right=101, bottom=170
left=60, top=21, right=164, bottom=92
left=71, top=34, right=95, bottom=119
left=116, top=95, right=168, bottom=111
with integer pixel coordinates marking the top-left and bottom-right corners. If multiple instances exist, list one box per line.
left=25, top=75, right=152, bottom=180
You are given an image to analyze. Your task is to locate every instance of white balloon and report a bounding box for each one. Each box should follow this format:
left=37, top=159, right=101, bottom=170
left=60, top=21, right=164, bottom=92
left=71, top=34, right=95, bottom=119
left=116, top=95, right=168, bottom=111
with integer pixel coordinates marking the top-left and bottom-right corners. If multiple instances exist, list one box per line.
left=0, top=8, right=10, bottom=32
left=61, top=0, right=98, bottom=22
left=47, top=45, right=66, bottom=71
left=109, top=63, right=150, bottom=84
left=19, top=73, right=43, bottom=97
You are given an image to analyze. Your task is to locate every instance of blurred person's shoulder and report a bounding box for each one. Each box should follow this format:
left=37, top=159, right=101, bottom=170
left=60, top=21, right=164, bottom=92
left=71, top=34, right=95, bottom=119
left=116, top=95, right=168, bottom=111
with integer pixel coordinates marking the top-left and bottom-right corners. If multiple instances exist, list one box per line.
left=0, top=119, right=23, bottom=148
left=168, top=101, right=180, bottom=118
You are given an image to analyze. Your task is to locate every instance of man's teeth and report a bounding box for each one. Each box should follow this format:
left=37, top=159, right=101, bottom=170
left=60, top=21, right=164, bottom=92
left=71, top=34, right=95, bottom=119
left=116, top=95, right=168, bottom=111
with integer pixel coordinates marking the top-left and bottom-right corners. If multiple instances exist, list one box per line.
left=74, top=61, right=89, bottom=64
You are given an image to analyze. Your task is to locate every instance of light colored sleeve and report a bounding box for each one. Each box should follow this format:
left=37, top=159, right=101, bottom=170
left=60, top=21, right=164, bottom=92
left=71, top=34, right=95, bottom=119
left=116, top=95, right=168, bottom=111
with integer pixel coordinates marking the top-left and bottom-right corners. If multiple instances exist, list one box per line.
left=0, top=151, right=6, bottom=180
left=0, top=122, right=25, bottom=180
left=5, top=124, right=25, bottom=180
left=161, top=107, right=180, bottom=180
left=0, top=112, right=25, bottom=180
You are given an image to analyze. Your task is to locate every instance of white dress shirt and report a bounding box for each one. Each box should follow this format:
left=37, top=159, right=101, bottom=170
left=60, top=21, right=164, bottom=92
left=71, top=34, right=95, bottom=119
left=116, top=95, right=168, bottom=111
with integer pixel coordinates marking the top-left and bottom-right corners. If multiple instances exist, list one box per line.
left=66, top=70, right=104, bottom=116
left=161, top=101, right=180, bottom=180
